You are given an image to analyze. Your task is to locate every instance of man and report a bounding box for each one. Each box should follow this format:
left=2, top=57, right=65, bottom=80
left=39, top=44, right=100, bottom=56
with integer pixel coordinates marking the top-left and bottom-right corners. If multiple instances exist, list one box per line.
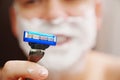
left=1, top=0, right=120, bottom=80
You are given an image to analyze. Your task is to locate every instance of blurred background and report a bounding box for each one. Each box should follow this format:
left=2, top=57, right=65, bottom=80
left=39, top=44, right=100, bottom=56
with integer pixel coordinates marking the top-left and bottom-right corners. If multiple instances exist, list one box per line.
left=96, top=0, right=120, bottom=56
left=0, top=0, right=27, bottom=67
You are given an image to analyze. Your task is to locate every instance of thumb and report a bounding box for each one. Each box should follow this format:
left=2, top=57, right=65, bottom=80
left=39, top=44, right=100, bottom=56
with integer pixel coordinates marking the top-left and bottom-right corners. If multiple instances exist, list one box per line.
left=2, top=61, right=48, bottom=80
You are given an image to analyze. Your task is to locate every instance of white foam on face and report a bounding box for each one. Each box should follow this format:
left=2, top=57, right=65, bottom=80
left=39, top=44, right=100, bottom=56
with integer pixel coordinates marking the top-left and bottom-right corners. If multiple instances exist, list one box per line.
left=14, top=5, right=97, bottom=72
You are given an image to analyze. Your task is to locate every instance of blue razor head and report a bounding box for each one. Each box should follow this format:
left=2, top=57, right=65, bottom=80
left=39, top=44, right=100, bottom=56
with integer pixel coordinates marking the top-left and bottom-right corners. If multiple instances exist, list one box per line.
left=23, top=31, right=57, bottom=46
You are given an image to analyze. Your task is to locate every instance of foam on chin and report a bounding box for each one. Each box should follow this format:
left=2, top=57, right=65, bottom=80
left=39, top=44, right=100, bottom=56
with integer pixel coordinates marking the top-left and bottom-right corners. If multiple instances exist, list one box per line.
left=15, top=7, right=97, bottom=71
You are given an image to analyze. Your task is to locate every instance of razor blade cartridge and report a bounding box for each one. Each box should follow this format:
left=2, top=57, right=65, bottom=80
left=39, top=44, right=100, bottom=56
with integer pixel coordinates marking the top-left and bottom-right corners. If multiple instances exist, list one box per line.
left=23, top=31, right=57, bottom=46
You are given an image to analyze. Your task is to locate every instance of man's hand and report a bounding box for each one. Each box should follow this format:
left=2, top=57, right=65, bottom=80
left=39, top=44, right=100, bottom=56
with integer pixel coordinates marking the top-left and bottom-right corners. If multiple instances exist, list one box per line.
left=1, top=61, right=48, bottom=80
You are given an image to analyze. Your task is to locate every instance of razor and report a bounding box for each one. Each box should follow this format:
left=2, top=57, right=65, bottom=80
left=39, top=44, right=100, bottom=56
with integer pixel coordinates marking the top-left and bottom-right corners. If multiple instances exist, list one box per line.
left=23, top=31, right=57, bottom=62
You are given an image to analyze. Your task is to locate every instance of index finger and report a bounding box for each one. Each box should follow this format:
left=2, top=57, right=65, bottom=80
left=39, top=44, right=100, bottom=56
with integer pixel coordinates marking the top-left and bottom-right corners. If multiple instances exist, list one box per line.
left=2, top=61, right=48, bottom=80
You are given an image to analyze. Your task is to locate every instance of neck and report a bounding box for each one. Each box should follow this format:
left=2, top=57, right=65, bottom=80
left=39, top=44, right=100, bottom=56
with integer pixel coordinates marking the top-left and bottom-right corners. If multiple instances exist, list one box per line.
left=46, top=51, right=90, bottom=80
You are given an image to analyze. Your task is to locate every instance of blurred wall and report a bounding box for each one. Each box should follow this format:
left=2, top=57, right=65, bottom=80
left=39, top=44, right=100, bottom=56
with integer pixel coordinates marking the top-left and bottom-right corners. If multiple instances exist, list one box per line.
left=96, top=0, right=120, bottom=55
left=0, top=0, right=27, bottom=67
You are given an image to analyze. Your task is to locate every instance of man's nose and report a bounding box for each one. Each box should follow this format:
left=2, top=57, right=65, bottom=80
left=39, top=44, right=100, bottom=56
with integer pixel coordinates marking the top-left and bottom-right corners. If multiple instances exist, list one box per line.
left=41, top=2, right=67, bottom=21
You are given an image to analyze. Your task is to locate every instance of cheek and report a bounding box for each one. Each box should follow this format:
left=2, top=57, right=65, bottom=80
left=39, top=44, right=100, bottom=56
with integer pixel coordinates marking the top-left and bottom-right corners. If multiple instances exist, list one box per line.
left=66, top=5, right=89, bottom=17
left=16, top=7, right=44, bottom=19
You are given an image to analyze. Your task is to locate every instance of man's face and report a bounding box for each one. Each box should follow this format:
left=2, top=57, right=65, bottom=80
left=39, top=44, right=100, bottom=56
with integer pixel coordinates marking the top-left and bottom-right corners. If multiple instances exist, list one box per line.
left=13, top=0, right=99, bottom=71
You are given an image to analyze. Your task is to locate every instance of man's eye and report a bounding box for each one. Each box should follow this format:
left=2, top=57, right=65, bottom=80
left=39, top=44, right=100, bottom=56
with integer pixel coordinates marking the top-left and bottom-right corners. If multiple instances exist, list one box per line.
left=65, top=0, right=85, bottom=3
left=24, top=0, right=42, bottom=5
left=25, top=0, right=38, bottom=4
left=26, top=0, right=35, bottom=4
left=62, top=0, right=86, bottom=6
left=16, top=0, right=43, bottom=8
left=64, top=0, right=79, bottom=2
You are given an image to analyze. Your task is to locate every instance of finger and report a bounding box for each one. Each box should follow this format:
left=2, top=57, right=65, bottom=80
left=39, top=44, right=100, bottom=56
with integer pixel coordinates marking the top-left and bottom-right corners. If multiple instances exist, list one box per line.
left=2, top=60, right=48, bottom=80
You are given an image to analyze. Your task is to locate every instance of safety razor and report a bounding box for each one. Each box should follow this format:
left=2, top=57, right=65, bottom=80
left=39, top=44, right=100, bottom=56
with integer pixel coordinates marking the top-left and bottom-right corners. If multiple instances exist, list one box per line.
left=23, top=31, right=57, bottom=62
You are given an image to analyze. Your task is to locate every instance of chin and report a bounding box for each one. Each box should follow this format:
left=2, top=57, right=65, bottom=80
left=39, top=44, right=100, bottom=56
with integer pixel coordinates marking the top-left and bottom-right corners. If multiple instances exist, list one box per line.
left=39, top=41, right=90, bottom=72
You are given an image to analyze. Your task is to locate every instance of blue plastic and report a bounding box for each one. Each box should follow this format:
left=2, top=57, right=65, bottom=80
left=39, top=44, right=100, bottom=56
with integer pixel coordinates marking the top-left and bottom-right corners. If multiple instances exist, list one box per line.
left=23, top=31, right=57, bottom=46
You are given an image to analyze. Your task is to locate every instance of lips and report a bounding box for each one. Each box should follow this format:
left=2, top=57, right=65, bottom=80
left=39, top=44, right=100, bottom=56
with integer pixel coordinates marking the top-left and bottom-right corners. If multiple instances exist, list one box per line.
left=55, top=34, right=71, bottom=46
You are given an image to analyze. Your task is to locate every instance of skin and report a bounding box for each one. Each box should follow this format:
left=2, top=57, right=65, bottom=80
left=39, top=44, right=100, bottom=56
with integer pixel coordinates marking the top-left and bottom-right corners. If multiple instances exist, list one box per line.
left=1, top=0, right=120, bottom=80
left=0, top=61, right=48, bottom=80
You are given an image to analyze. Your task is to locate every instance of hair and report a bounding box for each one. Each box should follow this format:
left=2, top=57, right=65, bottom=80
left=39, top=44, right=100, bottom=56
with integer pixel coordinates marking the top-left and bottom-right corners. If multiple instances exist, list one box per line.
left=0, top=0, right=27, bottom=68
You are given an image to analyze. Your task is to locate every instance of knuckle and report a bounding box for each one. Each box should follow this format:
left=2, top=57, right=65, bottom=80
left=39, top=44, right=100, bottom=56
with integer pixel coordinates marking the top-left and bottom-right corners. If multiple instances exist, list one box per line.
left=3, top=61, right=15, bottom=72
